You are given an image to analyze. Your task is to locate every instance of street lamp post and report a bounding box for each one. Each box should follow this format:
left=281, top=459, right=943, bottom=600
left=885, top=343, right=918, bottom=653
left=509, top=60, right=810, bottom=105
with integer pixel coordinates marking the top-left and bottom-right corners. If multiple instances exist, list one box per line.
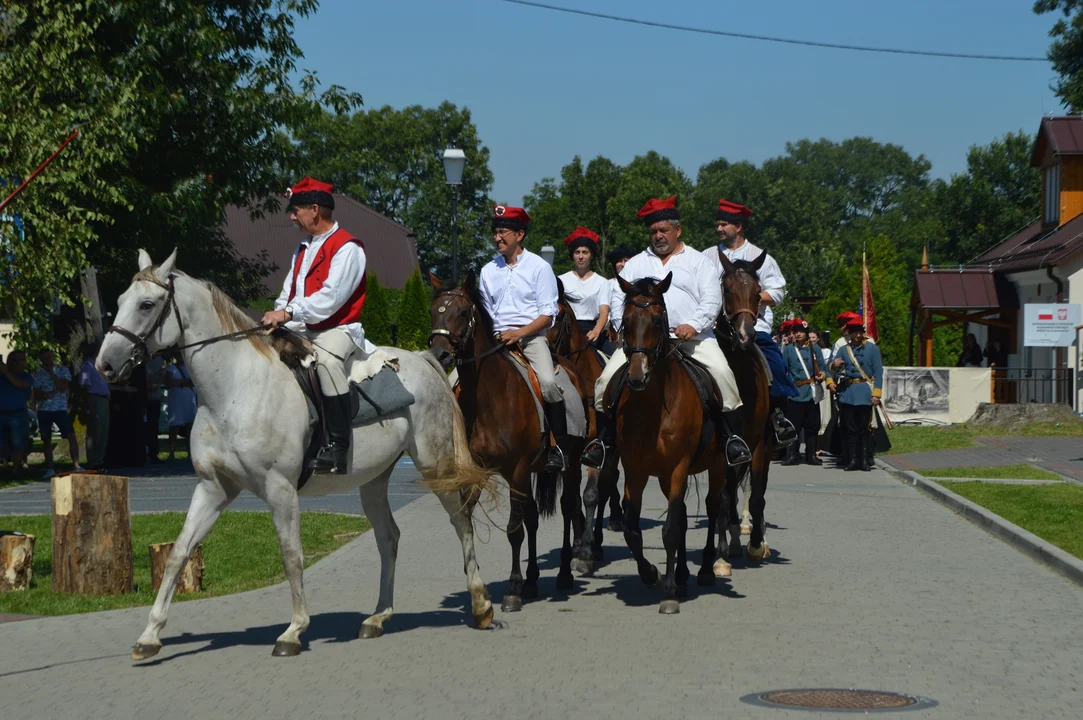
left=441, top=145, right=467, bottom=283
left=539, top=244, right=556, bottom=267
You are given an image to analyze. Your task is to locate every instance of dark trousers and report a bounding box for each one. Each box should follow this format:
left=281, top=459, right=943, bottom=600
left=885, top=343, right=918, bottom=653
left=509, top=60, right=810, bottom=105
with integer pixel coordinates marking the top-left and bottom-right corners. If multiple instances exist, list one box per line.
left=755, top=332, right=799, bottom=398
left=840, top=402, right=872, bottom=454
left=146, top=400, right=161, bottom=459
left=786, top=399, right=820, bottom=455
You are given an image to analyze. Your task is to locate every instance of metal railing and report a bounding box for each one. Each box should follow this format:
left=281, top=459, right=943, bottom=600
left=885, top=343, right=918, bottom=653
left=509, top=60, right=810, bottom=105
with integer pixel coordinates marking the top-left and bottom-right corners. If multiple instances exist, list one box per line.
left=991, top=368, right=1074, bottom=405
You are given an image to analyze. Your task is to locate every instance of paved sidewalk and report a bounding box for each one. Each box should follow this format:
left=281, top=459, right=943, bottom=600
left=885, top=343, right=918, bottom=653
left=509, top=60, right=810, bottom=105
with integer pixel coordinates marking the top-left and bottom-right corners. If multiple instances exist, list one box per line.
left=882, top=436, right=1083, bottom=483
left=1, top=463, right=1080, bottom=719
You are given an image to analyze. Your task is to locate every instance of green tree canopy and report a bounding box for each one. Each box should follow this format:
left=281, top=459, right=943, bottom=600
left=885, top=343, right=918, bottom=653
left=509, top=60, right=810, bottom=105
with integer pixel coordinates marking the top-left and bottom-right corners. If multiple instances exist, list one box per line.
left=362, top=275, right=393, bottom=347
left=396, top=270, right=430, bottom=351
left=1035, top=0, right=1083, bottom=112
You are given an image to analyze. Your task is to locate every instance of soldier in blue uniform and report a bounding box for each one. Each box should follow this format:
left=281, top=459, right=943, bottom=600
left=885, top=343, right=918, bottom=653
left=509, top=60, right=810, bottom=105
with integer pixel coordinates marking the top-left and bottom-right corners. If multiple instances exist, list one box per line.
left=781, top=319, right=825, bottom=466
left=826, top=319, right=883, bottom=472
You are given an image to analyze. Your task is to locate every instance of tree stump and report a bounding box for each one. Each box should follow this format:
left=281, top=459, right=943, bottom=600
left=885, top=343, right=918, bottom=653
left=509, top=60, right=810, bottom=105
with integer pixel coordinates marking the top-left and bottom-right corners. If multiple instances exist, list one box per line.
left=0, top=532, right=36, bottom=592
left=149, top=542, right=204, bottom=593
left=51, top=474, right=133, bottom=594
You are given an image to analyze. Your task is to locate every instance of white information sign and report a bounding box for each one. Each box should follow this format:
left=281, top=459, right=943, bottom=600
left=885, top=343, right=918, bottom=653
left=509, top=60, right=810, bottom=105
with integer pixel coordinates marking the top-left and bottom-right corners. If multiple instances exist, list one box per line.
left=1023, top=303, right=1081, bottom=347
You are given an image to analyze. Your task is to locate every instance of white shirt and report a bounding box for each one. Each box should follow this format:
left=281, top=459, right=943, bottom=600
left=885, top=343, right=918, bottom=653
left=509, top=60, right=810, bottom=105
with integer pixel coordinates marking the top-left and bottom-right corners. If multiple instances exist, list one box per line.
left=558, top=271, right=609, bottom=322
left=479, top=248, right=559, bottom=334
left=702, top=239, right=785, bottom=336
left=609, top=244, right=721, bottom=340
left=274, top=222, right=377, bottom=353
left=607, top=277, right=623, bottom=328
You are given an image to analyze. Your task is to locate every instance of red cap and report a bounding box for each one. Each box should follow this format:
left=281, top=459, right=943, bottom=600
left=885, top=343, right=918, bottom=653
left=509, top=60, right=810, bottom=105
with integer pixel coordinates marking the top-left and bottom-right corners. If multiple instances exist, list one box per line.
left=564, top=226, right=600, bottom=246
left=780, top=319, right=794, bottom=332
left=792, top=319, right=809, bottom=332
left=492, top=205, right=531, bottom=231
left=716, top=199, right=753, bottom=222
left=845, top=319, right=866, bottom=333
left=285, top=176, right=336, bottom=209
left=835, top=311, right=861, bottom=326
left=637, top=196, right=680, bottom=224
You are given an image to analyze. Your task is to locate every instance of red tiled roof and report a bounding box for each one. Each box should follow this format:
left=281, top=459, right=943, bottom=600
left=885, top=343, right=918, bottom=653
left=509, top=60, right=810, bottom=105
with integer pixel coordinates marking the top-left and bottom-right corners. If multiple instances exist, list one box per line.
left=971, top=213, right=1083, bottom=273
left=224, top=194, right=419, bottom=296
left=912, top=270, right=1019, bottom=310
left=1031, top=116, right=1083, bottom=166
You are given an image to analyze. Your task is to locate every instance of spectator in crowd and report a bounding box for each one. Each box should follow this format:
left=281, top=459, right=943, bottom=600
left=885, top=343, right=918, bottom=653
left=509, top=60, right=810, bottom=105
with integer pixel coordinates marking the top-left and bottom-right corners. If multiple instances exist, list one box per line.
left=984, top=338, right=1009, bottom=368
left=0, top=351, right=33, bottom=475
left=957, top=333, right=983, bottom=368
left=33, top=348, right=83, bottom=479
left=165, top=355, right=197, bottom=461
left=145, top=354, right=166, bottom=463
left=77, top=342, right=111, bottom=470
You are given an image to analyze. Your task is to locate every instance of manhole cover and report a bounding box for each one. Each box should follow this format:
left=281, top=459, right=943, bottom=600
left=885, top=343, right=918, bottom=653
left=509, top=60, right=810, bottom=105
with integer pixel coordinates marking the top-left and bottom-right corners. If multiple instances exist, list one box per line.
left=741, top=689, right=937, bottom=713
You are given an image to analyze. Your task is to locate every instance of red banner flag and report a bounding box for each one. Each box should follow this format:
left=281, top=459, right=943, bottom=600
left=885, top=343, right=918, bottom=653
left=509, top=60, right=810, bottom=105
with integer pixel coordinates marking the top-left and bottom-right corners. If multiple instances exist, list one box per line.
left=862, top=253, right=879, bottom=342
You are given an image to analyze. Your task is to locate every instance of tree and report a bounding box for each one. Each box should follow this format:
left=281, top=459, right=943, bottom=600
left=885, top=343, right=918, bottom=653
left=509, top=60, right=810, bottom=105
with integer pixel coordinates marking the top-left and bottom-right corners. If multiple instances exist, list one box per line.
left=396, top=270, right=430, bottom=351
left=362, top=275, right=393, bottom=347
left=291, top=103, right=494, bottom=279
left=1035, top=0, right=1083, bottom=112
left=0, top=0, right=361, bottom=345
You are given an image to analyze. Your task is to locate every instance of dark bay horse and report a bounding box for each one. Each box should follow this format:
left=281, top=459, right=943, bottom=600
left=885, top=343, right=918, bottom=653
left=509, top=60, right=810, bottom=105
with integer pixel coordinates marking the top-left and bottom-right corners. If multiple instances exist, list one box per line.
left=547, top=280, right=624, bottom=571
left=428, top=273, right=592, bottom=610
left=716, top=252, right=775, bottom=565
left=612, top=273, right=729, bottom=614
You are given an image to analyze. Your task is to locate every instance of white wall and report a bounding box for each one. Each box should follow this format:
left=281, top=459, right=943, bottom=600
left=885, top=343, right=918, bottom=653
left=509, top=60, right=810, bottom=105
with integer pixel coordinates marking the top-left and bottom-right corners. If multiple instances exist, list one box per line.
left=0, top=322, right=13, bottom=360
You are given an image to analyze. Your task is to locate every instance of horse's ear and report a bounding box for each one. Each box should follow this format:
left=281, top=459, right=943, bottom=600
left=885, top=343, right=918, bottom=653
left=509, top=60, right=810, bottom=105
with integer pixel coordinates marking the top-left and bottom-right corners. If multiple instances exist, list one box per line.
left=429, top=272, right=443, bottom=290
left=750, top=250, right=768, bottom=272
left=155, top=248, right=178, bottom=282
left=138, top=249, right=153, bottom=271
left=718, top=252, right=734, bottom=274
left=556, top=277, right=566, bottom=304
left=617, top=274, right=634, bottom=295
left=657, top=272, right=673, bottom=295
left=462, top=271, right=476, bottom=291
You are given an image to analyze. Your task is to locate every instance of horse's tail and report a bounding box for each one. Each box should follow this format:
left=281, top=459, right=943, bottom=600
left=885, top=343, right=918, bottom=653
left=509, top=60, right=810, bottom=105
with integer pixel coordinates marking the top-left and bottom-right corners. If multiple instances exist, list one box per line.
left=416, top=351, right=499, bottom=507
left=534, top=470, right=561, bottom=518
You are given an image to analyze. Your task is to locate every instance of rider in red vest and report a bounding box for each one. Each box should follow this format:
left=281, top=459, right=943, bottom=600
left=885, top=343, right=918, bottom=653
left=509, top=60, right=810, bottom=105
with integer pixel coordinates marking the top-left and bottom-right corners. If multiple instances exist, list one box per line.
left=263, top=176, right=374, bottom=474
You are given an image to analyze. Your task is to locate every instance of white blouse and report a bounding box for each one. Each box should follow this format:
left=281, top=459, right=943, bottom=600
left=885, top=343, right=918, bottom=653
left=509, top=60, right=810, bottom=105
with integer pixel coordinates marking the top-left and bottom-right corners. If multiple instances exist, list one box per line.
left=558, top=271, right=609, bottom=322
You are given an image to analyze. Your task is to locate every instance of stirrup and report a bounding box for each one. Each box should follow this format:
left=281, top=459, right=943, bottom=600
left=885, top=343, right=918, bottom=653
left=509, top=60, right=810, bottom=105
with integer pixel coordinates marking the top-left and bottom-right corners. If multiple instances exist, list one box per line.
left=310, top=445, right=348, bottom=474
left=545, top=445, right=567, bottom=472
left=581, top=438, right=608, bottom=469
left=772, top=414, right=798, bottom=448
left=725, top=436, right=752, bottom=467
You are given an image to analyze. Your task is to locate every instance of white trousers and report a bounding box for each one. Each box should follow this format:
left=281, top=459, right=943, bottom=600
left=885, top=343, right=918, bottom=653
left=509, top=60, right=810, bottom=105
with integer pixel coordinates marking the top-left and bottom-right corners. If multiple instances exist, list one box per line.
left=520, top=335, right=563, bottom=403
left=593, top=338, right=743, bottom=413
left=300, top=327, right=358, bottom=397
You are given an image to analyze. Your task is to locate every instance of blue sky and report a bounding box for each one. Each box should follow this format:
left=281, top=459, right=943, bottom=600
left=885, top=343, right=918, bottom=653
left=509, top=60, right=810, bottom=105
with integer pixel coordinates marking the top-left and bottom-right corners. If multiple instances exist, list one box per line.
left=292, top=0, right=1066, bottom=204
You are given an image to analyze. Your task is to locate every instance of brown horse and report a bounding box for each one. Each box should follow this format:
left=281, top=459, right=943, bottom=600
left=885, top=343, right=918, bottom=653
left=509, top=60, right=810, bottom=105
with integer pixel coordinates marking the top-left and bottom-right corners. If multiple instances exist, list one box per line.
left=547, top=280, right=624, bottom=570
left=716, top=252, right=775, bottom=566
left=612, top=273, right=729, bottom=614
left=428, top=273, right=591, bottom=610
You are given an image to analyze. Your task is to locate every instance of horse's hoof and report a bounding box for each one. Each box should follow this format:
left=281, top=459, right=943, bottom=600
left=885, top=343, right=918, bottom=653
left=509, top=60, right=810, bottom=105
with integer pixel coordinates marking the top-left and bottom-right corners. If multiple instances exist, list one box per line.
left=641, top=565, right=661, bottom=587
left=571, top=556, right=594, bottom=575
left=474, top=604, right=495, bottom=629
left=740, top=524, right=752, bottom=536
left=713, top=561, right=733, bottom=578
left=659, top=599, right=680, bottom=615
left=555, top=572, right=574, bottom=590
left=131, top=642, right=161, bottom=661
left=608, top=517, right=625, bottom=533
left=521, top=584, right=539, bottom=600
left=501, top=595, right=523, bottom=612
left=697, top=570, right=716, bottom=586
left=746, top=544, right=768, bottom=562
left=358, top=623, right=384, bottom=639
left=271, top=641, right=302, bottom=657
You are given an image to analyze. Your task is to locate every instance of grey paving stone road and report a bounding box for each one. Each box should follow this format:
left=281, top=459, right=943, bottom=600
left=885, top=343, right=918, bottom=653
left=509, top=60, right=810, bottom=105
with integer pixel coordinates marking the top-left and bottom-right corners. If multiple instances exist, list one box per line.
left=1, top=462, right=1080, bottom=719
left=882, top=436, right=1083, bottom=484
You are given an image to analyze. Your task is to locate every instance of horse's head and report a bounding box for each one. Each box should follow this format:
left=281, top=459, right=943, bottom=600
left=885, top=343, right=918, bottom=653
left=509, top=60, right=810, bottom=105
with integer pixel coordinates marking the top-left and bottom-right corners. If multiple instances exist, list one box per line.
left=429, top=271, right=480, bottom=371
left=98, top=249, right=183, bottom=383
left=719, top=251, right=766, bottom=350
left=546, top=277, right=576, bottom=352
left=618, top=272, right=672, bottom=391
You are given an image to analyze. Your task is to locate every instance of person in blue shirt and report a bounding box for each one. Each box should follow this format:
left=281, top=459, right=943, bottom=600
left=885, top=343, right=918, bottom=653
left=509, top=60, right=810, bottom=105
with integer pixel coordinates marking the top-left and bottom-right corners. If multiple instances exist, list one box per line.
left=826, top=320, right=883, bottom=472
left=0, top=351, right=33, bottom=475
left=781, top=319, right=825, bottom=466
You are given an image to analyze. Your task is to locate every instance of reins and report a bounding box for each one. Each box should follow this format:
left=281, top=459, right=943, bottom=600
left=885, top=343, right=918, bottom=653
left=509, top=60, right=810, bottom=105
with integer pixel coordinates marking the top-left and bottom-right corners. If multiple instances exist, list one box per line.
left=428, top=289, right=507, bottom=367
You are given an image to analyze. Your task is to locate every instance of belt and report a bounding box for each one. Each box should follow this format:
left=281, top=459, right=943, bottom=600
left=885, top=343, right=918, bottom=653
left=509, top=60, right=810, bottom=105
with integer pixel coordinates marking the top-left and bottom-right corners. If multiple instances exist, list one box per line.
left=795, top=378, right=819, bottom=386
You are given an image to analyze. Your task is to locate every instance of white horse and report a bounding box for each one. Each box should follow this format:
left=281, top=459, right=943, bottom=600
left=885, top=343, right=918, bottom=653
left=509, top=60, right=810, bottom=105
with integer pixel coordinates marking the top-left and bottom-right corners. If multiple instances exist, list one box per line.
left=97, top=250, right=496, bottom=659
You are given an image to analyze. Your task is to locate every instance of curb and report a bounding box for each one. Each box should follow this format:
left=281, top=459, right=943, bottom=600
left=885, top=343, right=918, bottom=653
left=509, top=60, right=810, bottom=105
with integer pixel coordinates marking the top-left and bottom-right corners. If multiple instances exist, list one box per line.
left=878, top=460, right=1083, bottom=588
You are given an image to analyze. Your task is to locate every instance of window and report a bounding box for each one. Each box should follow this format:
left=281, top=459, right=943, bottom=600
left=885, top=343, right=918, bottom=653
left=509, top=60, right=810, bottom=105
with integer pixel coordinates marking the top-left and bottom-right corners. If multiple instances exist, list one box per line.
left=1045, top=163, right=1061, bottom=225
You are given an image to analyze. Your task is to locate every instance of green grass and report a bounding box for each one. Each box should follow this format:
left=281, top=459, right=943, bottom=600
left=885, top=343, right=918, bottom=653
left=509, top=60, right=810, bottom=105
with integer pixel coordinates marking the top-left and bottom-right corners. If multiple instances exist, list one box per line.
left=0, top=511, right=369, bottom=615
left=921, top=464, right=1061, bottom=481
left=0, top=448, right=191, bottom=490
left=882, top=421, right=1083, bottom=457
left=938, top=481, right=1083, bottom=560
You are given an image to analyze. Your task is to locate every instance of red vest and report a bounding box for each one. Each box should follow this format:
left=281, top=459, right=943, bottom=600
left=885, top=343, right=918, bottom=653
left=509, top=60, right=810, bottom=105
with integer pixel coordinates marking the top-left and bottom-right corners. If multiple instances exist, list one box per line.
left=287, top=228, right=367, bottom=331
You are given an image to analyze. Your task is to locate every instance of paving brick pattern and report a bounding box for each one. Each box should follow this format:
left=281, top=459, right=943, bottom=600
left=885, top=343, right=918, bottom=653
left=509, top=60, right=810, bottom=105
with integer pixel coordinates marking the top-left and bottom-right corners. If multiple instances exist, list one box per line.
left=1, top=463, right=1080, bottom=718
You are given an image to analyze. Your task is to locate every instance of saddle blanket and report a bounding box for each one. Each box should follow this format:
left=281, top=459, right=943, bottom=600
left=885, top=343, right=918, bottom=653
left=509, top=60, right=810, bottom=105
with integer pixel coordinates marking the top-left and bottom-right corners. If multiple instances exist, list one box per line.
left=349, top=365, right=415, bottom=426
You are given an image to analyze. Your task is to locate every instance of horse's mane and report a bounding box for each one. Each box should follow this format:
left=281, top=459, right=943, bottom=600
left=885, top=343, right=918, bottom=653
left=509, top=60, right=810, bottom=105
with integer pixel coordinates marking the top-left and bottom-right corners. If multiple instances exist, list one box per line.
left=134, top=267, right=280, bottom=360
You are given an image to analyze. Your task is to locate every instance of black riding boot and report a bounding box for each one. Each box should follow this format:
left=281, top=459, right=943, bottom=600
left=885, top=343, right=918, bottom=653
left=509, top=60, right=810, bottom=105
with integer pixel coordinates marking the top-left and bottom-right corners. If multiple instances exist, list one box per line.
left=805, top=442, right=823, bottom=466
left=582, top=411, right=614, bottom=469
left=861, top=432, right=873, bottom=471
left=771, top=407, right=798, bottom=447
left=311, top=393, right=352, bottom=474
left=844, top=436, right=861, bottom=472
left=721, top=410, right=752, bottom=467
left=543, top=400, right=570, bottom=472
left=781, top=434, right=801, bottom=466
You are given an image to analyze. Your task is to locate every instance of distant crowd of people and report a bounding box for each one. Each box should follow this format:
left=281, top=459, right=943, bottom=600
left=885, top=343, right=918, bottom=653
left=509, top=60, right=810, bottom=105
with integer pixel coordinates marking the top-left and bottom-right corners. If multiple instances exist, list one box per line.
left=0, top=343, right=197, bottom=478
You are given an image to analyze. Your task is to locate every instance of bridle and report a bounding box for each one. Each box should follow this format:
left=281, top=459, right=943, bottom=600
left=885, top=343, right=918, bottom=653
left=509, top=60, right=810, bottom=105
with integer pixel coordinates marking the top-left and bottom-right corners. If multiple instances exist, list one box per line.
left=428, top=289, right=505, bottom=366
left=105, top=274, right=184, bottom=369
left=722, top=267, right=762, bottom=328
left=622, top=297, right=671, bottom=362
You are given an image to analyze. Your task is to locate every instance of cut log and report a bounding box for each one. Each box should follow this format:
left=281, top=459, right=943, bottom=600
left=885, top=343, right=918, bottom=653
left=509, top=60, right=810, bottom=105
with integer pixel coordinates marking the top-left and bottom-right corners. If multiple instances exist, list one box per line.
left=149, top=542, right=204, bottom=593
left=0, top=532, right=36, bottom=592
left=51, top=474, right=133, bottom=594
